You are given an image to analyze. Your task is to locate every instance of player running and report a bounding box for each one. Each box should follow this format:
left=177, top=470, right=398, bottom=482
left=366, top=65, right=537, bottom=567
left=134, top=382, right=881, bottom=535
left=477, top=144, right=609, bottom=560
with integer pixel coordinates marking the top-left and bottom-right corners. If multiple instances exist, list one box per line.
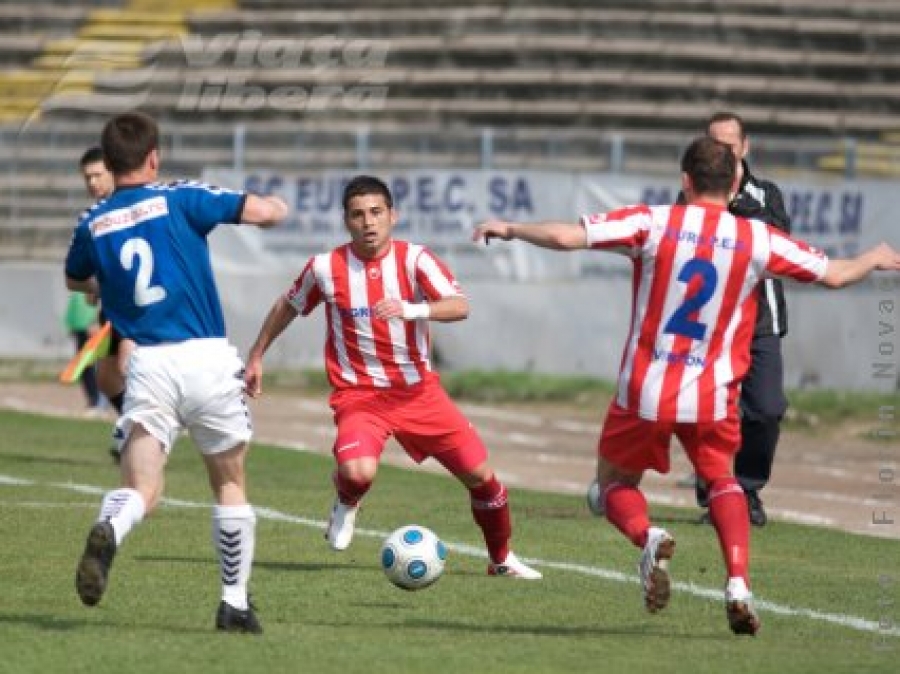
left=244, top=174, right=541, bottom=580
left=472, top=136, right=900, bottom=635
left=66, top=111, right=288, bottom=633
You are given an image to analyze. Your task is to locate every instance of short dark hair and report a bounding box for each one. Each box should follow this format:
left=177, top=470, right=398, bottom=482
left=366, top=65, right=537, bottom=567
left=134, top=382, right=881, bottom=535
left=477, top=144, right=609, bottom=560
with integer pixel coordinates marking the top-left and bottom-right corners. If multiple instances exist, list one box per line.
left=79, top=146, right=104, bottom=168
left=342, top=175, right=393, bottom=211
left=706, top=111, right=746, bottom=139
left=680, top=136, right=736, bottom=196
left=101, top=111, right=159, bottom=175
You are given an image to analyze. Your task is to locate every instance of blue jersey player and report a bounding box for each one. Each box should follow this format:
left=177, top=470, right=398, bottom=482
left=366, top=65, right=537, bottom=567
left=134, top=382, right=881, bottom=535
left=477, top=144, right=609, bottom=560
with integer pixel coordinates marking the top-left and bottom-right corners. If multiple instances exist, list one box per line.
left=66, top=111, right=287, bottom=634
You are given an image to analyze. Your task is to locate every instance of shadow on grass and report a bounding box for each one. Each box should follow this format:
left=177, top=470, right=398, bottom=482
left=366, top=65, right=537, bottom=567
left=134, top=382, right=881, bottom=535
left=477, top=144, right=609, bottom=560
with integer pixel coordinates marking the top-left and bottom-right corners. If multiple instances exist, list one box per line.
left=307, top=615, right=722, bottom=640
left=0, top=451, right=101, bottom=468
left=134, top=554, right=363, bottom=574
left=0, top=612, right=90, bottom=631
left=0, top=610, right=257, bottom=636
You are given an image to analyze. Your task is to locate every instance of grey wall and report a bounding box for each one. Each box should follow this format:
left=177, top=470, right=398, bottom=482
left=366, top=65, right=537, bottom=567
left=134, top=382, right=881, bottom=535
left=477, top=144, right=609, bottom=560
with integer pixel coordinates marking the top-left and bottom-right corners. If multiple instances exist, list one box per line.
left=7, top=261, right=896, bottom=392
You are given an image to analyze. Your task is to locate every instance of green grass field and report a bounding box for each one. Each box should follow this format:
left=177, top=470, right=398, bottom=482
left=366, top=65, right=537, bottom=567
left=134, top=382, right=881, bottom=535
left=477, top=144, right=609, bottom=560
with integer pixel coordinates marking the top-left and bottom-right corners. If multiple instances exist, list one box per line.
left=0, top=409, right=897, bottom=674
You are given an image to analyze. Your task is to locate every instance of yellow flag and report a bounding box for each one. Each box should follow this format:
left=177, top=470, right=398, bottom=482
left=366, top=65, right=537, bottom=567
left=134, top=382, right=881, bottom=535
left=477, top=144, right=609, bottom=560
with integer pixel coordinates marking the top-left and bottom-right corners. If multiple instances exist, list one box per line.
left=59, top=322, right=112, bottom=384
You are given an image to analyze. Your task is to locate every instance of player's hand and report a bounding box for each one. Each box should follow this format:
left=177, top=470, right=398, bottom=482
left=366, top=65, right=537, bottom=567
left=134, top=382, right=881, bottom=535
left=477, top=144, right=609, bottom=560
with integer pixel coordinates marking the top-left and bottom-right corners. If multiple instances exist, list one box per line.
left=244, top=358, right=263, bottom=398
left=472, top=220, right=514, bottom=245
left=871, top=242, right=900, bottom=271
left=373, top=297, right=404, bottom=320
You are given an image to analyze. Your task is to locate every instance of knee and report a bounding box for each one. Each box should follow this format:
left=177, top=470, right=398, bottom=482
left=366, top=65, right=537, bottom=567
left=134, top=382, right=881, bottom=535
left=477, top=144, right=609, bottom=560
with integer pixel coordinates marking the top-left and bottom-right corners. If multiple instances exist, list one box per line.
left=337, top=463, right=376, bottom=491
left=458, top=462, right=493, bottom=489
left=597, top=457, right=641, bottom=490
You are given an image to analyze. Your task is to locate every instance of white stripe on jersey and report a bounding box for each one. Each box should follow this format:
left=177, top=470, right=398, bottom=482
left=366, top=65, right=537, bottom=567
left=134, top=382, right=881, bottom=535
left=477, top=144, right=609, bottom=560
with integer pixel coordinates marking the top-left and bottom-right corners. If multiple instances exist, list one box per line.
left=582, top=211, right=644, bottom=256
left=701, top=211, right=740, bottom=420
left=147, top=180, right=241, bottom=196
left=640, top=205, right=699, bottom=420
left=403, top=247, right=432, bottom=377
left=407, top=246, right=437, bottom=374
left=713, top=302, right=742, bottom=420
left=381, top=247, right=422, bottom=385
left=768, top=228, right=828, bottom=280
left=764, top=280, right=781, bottom=334
left=614, top=217, right=660, bottom=412
left=315, top=254, right=358, bottom=385
left=749, top=219, right=773, bottom=282
left=346, top=253, right=388, bottom=385
left=417, top=247, right=462, bottom=298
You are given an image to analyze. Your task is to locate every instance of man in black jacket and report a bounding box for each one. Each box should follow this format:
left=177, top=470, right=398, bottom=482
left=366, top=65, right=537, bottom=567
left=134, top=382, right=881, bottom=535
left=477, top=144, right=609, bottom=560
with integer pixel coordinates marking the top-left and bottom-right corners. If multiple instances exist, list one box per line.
left=693, top=111, right=791, bottom=526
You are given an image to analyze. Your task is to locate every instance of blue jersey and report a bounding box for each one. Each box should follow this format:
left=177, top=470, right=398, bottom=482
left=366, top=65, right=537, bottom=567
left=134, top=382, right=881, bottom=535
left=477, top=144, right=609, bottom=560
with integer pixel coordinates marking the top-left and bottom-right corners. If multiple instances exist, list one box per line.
left=65, top=181, right=246, bottom=345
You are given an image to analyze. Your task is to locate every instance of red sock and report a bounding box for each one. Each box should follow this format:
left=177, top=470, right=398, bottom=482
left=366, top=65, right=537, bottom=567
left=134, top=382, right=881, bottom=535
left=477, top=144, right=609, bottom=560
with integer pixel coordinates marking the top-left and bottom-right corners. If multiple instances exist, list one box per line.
left=707, top=477, right=750, bottom=583
left=334, top=470, right=371, bottom=507
left=469, top=476, right=512, bottom=564
left=603, top=482, right=650, bottom=548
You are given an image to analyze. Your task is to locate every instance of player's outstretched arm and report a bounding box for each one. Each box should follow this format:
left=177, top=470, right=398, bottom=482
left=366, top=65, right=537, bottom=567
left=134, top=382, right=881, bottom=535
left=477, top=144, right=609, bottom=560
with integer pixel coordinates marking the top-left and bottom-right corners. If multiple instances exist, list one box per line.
left=472, top=220, right=588, bottom=250
left=240, top=194, right=289, bottom=228
left=820, top=242, right=900, bottom=289
left=244, top=295, right=300, bottom=398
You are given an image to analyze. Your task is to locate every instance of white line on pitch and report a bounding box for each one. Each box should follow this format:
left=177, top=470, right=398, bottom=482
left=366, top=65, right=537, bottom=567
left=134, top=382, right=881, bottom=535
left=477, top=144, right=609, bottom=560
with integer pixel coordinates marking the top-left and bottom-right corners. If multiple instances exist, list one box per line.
left=2, top=472, right=897, bottom=638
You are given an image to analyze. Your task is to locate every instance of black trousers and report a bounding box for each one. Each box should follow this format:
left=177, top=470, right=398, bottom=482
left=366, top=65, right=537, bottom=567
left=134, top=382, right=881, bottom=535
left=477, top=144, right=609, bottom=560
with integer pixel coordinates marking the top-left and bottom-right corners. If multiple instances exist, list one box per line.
left=697, top=334, right=787, bottom=505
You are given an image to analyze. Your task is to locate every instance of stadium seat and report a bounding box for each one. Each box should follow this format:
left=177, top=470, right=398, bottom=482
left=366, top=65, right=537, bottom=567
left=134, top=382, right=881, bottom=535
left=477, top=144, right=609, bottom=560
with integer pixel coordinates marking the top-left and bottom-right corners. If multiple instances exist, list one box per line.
left=2, top=0, right=900, bottom=258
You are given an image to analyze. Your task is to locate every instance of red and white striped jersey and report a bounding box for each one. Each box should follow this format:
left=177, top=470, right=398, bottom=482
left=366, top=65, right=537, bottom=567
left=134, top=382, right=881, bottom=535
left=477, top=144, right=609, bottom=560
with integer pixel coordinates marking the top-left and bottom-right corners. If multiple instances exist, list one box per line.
left=286, top=239, right=464, bottom=389
left=581, top=202, right=828, bottom=422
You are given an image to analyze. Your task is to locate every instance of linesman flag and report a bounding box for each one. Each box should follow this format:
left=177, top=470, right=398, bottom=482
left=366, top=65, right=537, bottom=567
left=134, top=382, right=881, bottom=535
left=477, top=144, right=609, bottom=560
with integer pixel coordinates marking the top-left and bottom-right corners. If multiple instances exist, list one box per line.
left=59, top=321, right=112, bottom=384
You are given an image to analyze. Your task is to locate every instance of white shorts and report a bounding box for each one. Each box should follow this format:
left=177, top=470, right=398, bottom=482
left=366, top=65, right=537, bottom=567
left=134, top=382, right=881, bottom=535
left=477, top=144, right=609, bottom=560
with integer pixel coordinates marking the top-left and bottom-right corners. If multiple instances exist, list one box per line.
left=121, top=339, right=253, bottom=455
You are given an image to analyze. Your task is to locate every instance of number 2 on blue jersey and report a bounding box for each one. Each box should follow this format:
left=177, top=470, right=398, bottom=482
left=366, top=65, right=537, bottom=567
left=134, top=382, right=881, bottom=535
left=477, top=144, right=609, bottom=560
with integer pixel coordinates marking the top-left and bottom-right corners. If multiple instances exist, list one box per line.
left=663, top=258, right=718, bottom=340
left=120, top=237, right=167, bottom=307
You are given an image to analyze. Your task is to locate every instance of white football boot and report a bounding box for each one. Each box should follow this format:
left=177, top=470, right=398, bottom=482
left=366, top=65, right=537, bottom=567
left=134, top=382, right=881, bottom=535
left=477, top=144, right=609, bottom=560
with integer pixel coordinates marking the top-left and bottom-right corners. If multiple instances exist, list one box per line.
left=639, top=526, right=676, bottom=613
left=487, top=551, right=542, bottom=579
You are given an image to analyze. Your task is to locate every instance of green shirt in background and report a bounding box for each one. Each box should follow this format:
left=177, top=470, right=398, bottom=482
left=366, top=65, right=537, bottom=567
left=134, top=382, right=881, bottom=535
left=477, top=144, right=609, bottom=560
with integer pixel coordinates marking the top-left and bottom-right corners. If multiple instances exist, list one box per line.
left=64, top=292, right=98, bottom=333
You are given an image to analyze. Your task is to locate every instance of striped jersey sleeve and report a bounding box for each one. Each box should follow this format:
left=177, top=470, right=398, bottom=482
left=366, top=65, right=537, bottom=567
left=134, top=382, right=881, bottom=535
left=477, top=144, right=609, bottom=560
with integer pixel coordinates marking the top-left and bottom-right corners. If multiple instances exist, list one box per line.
left=762, top=224, right=828, bottom=282
left=581, top=204, right=653, bottom=257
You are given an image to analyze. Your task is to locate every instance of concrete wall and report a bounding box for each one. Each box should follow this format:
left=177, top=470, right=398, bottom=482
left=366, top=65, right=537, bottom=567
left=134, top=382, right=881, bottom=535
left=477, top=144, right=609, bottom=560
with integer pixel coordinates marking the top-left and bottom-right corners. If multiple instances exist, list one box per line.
left=5, top=260, right=896, bottom=392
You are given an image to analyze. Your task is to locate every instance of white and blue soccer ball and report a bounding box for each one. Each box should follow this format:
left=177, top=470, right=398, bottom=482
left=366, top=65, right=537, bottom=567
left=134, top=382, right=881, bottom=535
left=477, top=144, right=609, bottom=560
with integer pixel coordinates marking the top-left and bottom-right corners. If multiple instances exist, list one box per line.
left=380, top=525, right=447, bottom=591
left=586, top=478, right=605, bottom=517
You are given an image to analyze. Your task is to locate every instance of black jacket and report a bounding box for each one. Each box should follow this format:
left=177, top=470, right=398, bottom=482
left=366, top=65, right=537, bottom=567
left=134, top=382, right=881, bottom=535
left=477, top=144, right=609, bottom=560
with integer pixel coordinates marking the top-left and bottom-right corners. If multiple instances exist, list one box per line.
left=730, top=161, right=791, bottom=338
left=676, top=160, right=791, bottom=337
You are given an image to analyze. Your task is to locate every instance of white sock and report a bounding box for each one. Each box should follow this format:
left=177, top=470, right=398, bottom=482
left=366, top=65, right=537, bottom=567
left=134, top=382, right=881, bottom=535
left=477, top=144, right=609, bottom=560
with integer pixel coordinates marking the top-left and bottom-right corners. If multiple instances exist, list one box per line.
left=726, top=576, right=752, bottom=601
left=98, top=488, right=146, bottom=547
left=213, top=504, right=256, bottom=610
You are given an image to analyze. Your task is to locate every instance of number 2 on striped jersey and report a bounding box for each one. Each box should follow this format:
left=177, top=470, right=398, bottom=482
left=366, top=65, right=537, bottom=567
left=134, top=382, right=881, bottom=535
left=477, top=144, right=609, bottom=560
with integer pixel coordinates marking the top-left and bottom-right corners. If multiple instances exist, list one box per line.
left=663, top=258, right=718, bottom=340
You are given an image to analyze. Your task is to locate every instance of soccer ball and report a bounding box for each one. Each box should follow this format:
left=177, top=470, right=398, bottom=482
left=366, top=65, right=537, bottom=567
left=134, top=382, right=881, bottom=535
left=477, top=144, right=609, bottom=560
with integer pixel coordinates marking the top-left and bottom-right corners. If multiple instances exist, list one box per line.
left=380, top=525, right=447, bottom=591
left=586, top=478, right=605, bottom=516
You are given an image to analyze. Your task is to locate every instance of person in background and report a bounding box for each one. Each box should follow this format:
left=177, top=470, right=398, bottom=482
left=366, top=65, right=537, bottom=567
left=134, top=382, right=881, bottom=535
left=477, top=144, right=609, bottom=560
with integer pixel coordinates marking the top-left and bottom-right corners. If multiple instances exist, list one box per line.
left=63, top=289, right=102, bottom=414
left=80, top=146, right=137, bottom=461
left=692, top=111, right=792, bottom=527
